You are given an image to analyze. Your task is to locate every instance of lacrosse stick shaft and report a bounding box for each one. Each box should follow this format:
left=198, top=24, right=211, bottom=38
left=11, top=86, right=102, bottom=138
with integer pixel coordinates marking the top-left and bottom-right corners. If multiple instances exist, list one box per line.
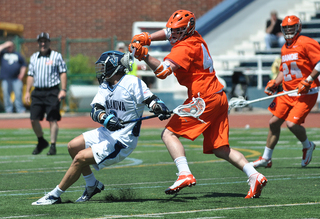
left=122, top=111, right=173, bottom=124
left=132, top=40, right=139, bottom=57
left=246, top=89, right=298, bottom=105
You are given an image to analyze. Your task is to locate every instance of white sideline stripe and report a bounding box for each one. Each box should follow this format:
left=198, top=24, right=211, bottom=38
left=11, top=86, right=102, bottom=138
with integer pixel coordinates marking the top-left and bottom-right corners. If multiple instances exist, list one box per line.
left=91, top=202, right=320, bottom=219
left=0, top=214, right=47, bottom=219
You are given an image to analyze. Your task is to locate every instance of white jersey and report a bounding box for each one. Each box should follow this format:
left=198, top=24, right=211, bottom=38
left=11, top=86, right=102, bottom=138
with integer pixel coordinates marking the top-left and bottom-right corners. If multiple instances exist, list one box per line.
left=83, top=74, right=154, bottom=170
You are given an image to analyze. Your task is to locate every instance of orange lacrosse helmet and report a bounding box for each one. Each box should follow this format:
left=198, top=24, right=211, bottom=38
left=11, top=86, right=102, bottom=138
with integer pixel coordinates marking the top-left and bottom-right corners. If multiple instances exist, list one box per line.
left=281, top=15, right=302, bottom=44
left=166, top=10, right=196, bottom=45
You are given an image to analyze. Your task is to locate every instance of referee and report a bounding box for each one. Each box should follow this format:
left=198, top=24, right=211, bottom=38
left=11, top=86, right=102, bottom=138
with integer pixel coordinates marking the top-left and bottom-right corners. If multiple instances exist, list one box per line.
left=24, top=32, right=67, bottom=155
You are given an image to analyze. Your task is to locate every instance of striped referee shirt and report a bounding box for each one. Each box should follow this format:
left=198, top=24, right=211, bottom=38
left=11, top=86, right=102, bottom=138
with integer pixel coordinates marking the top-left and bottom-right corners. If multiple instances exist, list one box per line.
left=28, top=49, right=67, bottom=88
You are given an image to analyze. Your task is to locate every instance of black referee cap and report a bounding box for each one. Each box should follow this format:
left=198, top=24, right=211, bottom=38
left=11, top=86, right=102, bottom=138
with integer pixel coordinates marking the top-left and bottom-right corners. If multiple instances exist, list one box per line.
left=37, top=32, right=50, bottom=42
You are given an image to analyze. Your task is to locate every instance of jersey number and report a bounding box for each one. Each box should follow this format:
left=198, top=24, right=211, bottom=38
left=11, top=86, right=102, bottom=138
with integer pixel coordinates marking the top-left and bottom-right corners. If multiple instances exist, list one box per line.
left=202, top=44, right=214, bottom=73
left=283, top=62, right=303, bottom=81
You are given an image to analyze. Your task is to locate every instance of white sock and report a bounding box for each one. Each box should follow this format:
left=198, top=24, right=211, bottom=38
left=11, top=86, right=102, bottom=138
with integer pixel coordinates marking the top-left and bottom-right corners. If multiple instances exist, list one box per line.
left=302, top=138, right=310, bottom=149
left=174, top=156, right=191, bottom=175
left=262, top=146, right=273, bottom=160
left=243, top=163, right=258, bottom=178
left=83, top=173, right=96, bottom=187
left=50, top=185, right=64, bottom=197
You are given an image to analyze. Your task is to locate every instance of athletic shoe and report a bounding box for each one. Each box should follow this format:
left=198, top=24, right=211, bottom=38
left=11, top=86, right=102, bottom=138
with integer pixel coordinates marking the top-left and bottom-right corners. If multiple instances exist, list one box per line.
left=75, top=180, right=104, bottom=202
left=47, top=145, right=56, bottom=155
left=245, top=173, right=268, bottom=199
left=165, top=174, right=196, bottom=194
left=249, top=156, right=272, bottom=168
left=301, top=142, right=316, bottom=167
left=32, top=139, right=49, bottom=155
left=31, top=193, right=61, bottom=205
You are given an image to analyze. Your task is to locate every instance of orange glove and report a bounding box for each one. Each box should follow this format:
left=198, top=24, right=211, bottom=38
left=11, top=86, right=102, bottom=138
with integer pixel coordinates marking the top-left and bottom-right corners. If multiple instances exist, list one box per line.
left=297, top=79, right=312, bottom=94
left=131, top=32, right=151, bottom=46
left=264, top=79, right=278, bottom=96
left=128, top=42, right=149, bottom=61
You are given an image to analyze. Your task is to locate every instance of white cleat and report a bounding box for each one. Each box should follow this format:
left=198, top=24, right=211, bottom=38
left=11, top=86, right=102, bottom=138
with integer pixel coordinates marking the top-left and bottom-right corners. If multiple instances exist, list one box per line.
left=32, top=193, right=61, bottom=205
left=301, top=142, right=316, bottom=167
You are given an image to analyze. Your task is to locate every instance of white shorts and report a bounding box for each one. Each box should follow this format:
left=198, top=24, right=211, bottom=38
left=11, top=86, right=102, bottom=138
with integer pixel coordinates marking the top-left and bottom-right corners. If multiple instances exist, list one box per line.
left=83, top=127, right=135, bottom=171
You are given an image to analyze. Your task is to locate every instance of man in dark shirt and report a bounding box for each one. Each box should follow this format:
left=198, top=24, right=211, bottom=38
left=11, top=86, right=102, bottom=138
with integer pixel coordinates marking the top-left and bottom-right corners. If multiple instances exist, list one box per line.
left=265, top=10, right=286, bottom=49
left=0, top=41, right=27, bottom=113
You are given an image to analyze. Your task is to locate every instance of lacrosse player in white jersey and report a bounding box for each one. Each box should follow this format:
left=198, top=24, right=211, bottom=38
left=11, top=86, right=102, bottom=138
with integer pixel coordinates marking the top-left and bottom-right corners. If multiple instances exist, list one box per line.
left=32, top=51, right=171, bottom=205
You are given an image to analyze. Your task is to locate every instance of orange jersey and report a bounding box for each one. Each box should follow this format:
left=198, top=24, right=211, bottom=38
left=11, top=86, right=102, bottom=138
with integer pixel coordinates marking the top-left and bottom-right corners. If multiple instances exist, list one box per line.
left=280, top=35, right=320, bottom=91
left=164, top=32, right=229, bottom=152
left=164, top=31, right=224, bottom=100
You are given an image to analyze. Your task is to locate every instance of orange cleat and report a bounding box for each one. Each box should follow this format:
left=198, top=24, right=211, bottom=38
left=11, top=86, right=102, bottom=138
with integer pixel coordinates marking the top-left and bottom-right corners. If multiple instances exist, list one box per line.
left=250, top=156, right=272, bottom=168
left=165, top=174, right=196, bottom=194
left=245, top=173, right=268, bottom=199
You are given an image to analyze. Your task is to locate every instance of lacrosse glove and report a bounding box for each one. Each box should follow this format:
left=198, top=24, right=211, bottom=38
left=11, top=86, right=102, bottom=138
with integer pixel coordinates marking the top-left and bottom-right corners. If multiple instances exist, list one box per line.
left=297, top=79, right=312, bottom=94
left=130, top=32, right=151, bottom=46
left=128, top=42, right=149, bottom=61
left=264, top=79, right=278, bottom=96
left=101, top=113, right=125, bottom=131
left=152, top=100, right=171, bottom=121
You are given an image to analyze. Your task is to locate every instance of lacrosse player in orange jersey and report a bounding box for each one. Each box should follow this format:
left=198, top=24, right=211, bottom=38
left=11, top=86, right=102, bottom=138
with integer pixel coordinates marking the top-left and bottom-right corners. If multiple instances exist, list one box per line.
left=129, top=9, right=267, bottom=199
left=251, top=15, right=320, bottom=169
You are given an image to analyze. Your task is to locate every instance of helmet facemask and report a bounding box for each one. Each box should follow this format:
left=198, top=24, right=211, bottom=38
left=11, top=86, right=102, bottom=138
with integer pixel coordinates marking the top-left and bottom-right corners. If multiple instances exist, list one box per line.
left=281, top=24, right=300, bottom=41
left=166, top=24, right=192, bottom=45
left=281, top=15, right=301, bottom=44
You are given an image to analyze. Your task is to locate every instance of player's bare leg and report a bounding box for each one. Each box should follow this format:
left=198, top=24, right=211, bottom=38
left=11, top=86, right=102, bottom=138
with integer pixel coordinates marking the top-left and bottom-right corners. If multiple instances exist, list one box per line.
left=213, top=146, right=248, bottom=170
left=58, top=147, right=96, bottom=191
left=161, top=128, right=185, bottom=159
left=161, top=128, right=196, bottom=194
left=67, top=135, right=93, bottom=176
left=287, top=121, right=316, bottom=167
left=250, top=116, right=284, bottom=168
left=267, top=116, right=285, bottom=150
left=214, top=145, right=267, bottom=198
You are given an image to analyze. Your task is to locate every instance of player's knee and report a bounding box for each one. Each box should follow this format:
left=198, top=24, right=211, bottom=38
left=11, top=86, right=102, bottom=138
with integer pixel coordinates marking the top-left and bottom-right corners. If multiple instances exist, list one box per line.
left=72, top=152, right=86, bottom=166
left=286, top=121, right=300, bottom=131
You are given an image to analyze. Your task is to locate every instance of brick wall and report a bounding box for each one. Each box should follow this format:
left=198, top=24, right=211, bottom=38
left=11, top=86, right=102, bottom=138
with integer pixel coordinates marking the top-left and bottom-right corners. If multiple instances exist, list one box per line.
left=1, top=0, right=224, bottom=56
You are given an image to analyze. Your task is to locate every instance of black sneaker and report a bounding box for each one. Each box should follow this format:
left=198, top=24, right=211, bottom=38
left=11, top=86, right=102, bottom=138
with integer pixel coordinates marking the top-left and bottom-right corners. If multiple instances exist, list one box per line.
left=32, top=139, right=49, bottom=155
left=47, top=145, right=56, bottom=155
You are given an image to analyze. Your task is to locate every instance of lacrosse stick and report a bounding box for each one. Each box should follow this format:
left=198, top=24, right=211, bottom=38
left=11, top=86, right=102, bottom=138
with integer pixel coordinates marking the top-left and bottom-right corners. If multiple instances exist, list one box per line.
left=131, top=40, right=139, bottom=58
left=228, top=89, right=298, bottom=113
left=122, top=97, right=206, bottom=124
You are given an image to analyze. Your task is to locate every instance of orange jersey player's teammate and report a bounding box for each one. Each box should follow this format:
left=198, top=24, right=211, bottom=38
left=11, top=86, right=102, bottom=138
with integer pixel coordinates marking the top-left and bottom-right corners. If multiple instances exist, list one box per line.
left=251, top=15, right=320, bottom=169
left=129, top=9, right=267, bottom=198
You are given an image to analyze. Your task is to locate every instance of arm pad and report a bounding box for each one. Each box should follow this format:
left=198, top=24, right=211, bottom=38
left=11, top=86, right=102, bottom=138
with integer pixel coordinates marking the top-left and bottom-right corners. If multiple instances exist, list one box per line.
left=90, top=103, right=106, bottom=123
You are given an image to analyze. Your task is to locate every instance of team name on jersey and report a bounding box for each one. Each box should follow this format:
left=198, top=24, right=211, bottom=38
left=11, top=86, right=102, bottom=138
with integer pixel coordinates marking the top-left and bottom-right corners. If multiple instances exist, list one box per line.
left=105, top=100, right=126, bottom=111
left=282, top=53, right=298, bottom=62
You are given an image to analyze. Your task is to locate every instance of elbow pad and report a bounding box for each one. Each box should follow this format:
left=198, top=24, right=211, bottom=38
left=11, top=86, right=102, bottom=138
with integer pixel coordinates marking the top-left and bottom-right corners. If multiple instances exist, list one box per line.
left=154, top=61, right=173, bottom=79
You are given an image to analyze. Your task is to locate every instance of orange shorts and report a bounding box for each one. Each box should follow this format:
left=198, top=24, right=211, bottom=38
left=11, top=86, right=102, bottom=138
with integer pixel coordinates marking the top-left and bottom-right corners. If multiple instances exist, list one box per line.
left=268, top=93, right=318, bottom=125
left=166, top=92, right=229, bottom=154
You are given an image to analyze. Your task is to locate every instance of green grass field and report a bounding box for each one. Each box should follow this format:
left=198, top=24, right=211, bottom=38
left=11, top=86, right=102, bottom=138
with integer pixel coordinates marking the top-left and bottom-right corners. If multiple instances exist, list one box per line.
left=1, top=127, right=320, bottom=219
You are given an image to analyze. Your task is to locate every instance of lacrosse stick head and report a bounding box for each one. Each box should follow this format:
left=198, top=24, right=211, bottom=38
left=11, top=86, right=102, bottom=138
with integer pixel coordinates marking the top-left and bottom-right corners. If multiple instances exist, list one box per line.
left=228, top=96, right=248, bottom=113
left=173, top=97, right=205, bottom=120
